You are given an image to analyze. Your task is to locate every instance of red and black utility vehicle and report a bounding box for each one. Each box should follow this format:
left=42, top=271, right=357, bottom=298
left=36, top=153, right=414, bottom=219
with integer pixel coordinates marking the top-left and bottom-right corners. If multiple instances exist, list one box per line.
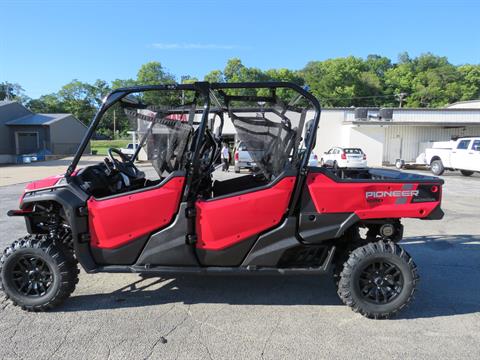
left=0, top=82, right=444, bottom=318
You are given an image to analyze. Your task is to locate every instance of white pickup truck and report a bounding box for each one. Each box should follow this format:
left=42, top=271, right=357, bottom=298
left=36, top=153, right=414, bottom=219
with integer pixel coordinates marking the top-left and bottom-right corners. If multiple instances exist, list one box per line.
left=120, top=143, right=139, bottom=156
left=425, top=137, right=480, bottom=176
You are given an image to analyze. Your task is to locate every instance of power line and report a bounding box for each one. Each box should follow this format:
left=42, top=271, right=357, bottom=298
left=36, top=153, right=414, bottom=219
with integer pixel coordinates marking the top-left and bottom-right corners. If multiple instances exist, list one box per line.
left=321, top=94, right=402, bottom=101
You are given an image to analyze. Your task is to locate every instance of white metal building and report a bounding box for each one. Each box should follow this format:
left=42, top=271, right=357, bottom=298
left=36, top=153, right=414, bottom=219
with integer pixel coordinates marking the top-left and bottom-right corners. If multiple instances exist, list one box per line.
left=221, top=103, right=480, bottom=167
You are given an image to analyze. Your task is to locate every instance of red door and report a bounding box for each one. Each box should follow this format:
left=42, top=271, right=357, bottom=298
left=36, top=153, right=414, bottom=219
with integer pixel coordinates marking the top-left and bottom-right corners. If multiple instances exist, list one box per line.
left=88, top=176, right=185, bottom=249
left=195, top=177, right=296, bottom=251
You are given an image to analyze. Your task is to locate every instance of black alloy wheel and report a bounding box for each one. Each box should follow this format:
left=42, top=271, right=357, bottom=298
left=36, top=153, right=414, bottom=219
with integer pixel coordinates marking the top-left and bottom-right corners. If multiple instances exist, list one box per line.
left=357, top=260, right=404, bottom=304
left=9, top=254, right=54, bottom=297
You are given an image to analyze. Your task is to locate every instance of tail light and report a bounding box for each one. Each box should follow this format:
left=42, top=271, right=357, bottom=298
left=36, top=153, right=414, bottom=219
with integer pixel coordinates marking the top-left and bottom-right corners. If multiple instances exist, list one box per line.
left=234, top=151, right=239, bottom=161
left=341, top=152, right=346, bottom=160
left=363, top=153, right=367, bottom=160
left=412, top=184, right=441, bottom=203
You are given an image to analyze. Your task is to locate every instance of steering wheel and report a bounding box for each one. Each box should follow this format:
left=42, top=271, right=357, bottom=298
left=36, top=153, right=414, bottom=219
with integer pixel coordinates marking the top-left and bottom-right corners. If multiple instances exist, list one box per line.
left=105, top=148, right=138, bottom=178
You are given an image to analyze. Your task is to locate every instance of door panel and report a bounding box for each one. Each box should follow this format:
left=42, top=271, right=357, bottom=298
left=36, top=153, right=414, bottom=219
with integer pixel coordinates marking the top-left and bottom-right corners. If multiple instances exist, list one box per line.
left=471, top=140, right=480, bottom=171
left=195, top=177, right=296, bottom=251
left=451, top=140, right=471, bottom=170
left=88, top=176, right=185, bottom=249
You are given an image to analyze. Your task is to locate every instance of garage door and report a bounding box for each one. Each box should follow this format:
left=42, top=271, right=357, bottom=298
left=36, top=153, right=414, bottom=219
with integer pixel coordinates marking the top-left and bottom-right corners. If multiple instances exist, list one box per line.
left=17, top=132, right=39, bottom=154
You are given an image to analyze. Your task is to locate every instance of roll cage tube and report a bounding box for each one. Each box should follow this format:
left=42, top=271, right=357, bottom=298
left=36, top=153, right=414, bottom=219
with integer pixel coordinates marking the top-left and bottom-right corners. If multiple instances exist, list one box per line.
left=66, top=82, right=321, bottom=185
left=209, top=82, right=321, bottom=174
left=65, top=83, right=208, bottom=177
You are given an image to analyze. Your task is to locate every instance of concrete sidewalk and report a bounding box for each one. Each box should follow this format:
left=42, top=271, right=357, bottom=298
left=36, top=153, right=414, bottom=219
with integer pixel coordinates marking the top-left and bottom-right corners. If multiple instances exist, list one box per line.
left=0, top=156, right=104, bottom=187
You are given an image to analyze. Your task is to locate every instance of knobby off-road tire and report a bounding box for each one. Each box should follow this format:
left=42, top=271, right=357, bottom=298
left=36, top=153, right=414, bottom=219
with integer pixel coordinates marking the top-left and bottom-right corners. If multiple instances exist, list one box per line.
left=337, top=240, right=418, bottom=319
left=0, top=235, right=79, bottom=311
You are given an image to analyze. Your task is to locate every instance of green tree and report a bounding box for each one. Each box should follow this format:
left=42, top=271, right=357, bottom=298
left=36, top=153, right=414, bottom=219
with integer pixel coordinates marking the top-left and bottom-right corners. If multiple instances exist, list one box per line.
left=385, top=53, right=464, bottom=107
left=27, top=94, right=64, bottom=113
left=111, top=78, right=138, bottom=90
left=56, top=80, right=98, bottom=124
left=458, top=64, right=480, bottom=101
left=301, top=56, right=382, bottom=107
left=136, top=61, right=178, bottom=106
left=204, top=70, right=224, bottom=83
left=137, top=61, right=175, bottom=85
left=0, top=82, right=29, bottom=103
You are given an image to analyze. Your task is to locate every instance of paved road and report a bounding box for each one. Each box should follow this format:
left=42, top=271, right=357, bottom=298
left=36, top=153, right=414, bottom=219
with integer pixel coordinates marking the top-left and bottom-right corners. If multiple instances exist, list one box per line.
left=0, top=170, right=479, bottom=359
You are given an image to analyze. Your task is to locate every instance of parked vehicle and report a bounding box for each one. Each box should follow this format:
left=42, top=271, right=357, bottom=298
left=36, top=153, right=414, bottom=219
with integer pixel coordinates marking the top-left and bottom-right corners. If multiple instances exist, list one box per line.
left=120, top=143, right=139, bottom=156
left=233, top=141, right=256, bottom=173
left=299, top=149, right=319, bottom=167
left=308, top=152, right=319, bottom=167
left=425, top=136, right=480, bottom=176
left=0, top=82, right=444, bottom=319
left=320, top=147, right=367, bottom=169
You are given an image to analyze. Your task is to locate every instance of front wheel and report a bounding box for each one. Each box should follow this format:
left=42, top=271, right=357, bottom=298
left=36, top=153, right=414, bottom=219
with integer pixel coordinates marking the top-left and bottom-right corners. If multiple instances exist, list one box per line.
left=337, top=241, right=418, bottom=319
left=460, top=170, right=474, bottom=177
left=0, top=235, right=79, bottom=311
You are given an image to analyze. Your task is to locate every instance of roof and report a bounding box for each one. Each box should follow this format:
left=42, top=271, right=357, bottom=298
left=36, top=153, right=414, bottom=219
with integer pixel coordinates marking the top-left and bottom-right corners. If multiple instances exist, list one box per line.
left=6, top=113, right=71, bottom=126
left=0, top=101, right=33, bottom=123
left=445, top=100, right=480, bottom=109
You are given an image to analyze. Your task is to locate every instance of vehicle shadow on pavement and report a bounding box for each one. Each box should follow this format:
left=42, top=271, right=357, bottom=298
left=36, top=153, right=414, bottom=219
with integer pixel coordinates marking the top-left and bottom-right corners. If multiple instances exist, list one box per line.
left=399, top=234, right=480, bottom=319
left=56, top=274, right=343, bottom=312
left=55, top=234, right=480, bottom=320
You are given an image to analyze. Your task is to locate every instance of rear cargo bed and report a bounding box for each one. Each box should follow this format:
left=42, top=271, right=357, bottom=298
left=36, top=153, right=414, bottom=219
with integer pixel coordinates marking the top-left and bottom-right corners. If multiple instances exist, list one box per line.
left=309, top=167, right=444, bottom=184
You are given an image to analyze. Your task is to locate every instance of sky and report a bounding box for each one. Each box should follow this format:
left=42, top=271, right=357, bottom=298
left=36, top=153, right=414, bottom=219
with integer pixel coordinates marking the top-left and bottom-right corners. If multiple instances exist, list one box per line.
left=1, top=0, right=480, bottom=98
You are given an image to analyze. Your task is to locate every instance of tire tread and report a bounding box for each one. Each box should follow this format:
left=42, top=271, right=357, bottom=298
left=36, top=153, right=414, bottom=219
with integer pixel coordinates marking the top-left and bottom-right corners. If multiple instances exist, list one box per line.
left=337, top=240, right=419, bottom=319
left=0, top=234, right=78, bottom=312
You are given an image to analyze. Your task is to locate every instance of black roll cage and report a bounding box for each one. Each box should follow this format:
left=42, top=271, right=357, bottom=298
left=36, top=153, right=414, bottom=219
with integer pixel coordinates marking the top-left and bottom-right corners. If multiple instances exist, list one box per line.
left=65, top=81, right=321, bottom=213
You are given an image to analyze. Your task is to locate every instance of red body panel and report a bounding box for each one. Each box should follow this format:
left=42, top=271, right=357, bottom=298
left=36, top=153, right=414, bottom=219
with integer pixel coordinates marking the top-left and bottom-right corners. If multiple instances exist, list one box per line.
left=88, top=177, right=185, bottom=249
left=195, top=177, right=296, bottom=250
left=24, top=170, right=80, bottom=192
left=25, top=175, right=63, bottom=191
left=306, top=173, right=440, bottom=219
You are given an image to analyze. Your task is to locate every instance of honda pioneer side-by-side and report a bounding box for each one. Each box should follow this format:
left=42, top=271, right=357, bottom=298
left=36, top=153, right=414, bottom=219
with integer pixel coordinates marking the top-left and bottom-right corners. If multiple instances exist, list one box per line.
left=0, top=82, right=444, bottom=318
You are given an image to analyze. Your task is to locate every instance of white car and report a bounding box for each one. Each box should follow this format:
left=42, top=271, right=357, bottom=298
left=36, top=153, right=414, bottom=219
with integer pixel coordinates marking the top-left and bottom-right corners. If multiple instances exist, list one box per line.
left=425, top=136, right=480, bottom=176
left=320, top=147, right=367, bottom=169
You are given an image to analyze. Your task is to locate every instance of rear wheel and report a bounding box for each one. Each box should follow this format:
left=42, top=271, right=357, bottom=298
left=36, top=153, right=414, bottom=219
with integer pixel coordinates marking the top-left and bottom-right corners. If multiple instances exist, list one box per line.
left=0, top=235, right=79, bottom=311
left=395, top=159, right=404, bottom=169
left=337, top=240, right=418, bottom=319
left=430, top=159, right=444, bottom=176
left=460, top=170, right=474, bottom=177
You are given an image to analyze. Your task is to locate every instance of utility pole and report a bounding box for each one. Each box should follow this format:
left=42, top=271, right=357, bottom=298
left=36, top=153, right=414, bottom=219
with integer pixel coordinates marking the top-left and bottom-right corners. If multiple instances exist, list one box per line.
left=396, top=93, right=407, bottom=108
left=181, top=75, right=188, bottom=105
left=113, top=110, right=116, bottom=139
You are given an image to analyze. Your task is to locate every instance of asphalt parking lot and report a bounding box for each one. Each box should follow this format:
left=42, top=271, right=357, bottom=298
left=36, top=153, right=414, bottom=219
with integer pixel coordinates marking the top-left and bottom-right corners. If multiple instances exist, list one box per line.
left=0, top=168, right=479, bottom=360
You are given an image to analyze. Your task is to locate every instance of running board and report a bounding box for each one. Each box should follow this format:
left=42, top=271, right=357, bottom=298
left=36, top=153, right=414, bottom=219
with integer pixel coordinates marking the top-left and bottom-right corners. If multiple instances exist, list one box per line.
left=95, top=246, right=335, bottom=275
